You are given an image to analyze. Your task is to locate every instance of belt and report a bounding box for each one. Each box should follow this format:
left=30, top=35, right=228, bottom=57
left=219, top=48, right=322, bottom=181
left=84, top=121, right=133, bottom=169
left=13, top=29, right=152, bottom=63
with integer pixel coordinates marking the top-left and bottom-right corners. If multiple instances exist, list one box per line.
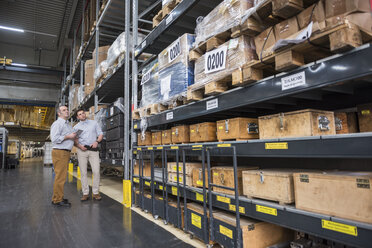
left=53, top=149, right=71, bottom=152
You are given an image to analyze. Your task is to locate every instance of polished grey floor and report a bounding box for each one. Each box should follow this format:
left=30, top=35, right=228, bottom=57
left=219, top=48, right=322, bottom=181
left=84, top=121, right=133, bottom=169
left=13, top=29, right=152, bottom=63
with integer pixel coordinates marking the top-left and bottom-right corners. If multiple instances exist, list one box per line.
left=0, top=159, right=192, bottom=248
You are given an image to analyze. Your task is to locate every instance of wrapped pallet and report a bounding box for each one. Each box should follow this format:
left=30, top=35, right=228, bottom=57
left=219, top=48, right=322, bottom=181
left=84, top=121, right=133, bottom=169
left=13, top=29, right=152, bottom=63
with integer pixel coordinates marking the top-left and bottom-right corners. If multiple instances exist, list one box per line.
left=194, top=35, right=256, bottom=90
left=194, top=0, right=253, bottom=47
left=158, top=34, right=195, bottom=105
left=140, top=59, right=160, bottom=108
left=84, top=59, right=95, bottom=95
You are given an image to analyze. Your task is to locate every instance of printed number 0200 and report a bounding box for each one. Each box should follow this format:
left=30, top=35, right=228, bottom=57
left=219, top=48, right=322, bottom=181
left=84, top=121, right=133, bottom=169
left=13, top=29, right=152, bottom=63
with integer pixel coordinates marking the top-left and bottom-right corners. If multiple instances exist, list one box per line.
left=207, top=50, right=224, bottom=71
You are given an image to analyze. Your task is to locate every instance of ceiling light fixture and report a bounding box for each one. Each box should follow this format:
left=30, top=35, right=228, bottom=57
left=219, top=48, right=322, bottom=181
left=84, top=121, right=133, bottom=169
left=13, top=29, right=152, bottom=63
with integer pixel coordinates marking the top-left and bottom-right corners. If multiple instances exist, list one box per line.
left=0, top=25, right=24, bottom=33
left=12, top=63, right=28, bottom=67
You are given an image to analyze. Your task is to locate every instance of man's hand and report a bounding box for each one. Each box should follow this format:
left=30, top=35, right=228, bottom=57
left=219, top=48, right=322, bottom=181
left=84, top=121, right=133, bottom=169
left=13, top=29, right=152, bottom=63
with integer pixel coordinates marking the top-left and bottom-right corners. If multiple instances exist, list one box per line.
left=91, top=141, right=98, bottom=149
left=79, top=144, right=87, bottom=151
left=65, top=132, right=77, bottom=140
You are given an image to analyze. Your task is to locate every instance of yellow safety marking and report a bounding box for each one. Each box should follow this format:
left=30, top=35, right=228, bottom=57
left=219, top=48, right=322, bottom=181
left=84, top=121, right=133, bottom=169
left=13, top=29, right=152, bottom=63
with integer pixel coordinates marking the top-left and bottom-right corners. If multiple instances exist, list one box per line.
left=134, top=124, right=138, bottom=129
left=213, top=172, right=219, bottom=176
left=171, top=146, right=179, bottom=150
left=191, top=129, right=195, bottom=133
left=322, top=220, right=358, bottom=236
left=68, top=163, right=74, bottom=174
left=229, top=204, right=245, bottom=214
left=192, top=145, right=203, bottom=148
left=133, top=151, right=137, bottom=154
left=148, top=147, right=153, bottom=150
left=256, top=205, right=278, bottom=216
left=196, top=193, right=204, bottom=202
left=172, top=186, right=178, bottom=196
left=123, top=180, right=132, bottom=208
left=145, top=181, right=151, bottom=186
left=77, top=166, right=81, bottom=179
left=216, top=195, right=231, bottom=204
left=133, top=178, right=139, bottom=183
left=137, top=148, right=142, bottom=151
left=219, top=225, right=233, bottom=239
left=361, top=110, right=370, bottom=115
left=218, top=126, right=223, bottom=130
left=191, top=213, right=202, bottom=229
left=157, top=146, right=163, bottom=150
left=197, top=180, right=203, bottom=186
left=265, top=142, right=288, bottom=149
left=159, top=185, right=163, bottom=190
left=217, top=144, right=231, bottom=147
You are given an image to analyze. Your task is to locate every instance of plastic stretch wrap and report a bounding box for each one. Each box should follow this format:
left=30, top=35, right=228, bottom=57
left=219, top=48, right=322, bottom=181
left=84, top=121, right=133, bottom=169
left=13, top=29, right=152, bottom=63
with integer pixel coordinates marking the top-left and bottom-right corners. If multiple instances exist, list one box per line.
left=78, top=85, right=85, bottom=103
left=194, top=0, right=253, bottom=47
left=158, top=33, right=195, bottom=70
left=162, top=0, right=172, bottom=7
left=93, top=60, right=109, bottom=82
left=140, top=59, right=160, bottom=108
left=113, top=97, right=125, bottom=113
left=94, top=108, right=108, bottom=138
left=194, top=36, right=256, bottom=89
left=69, top=85, right=80, bottom=110
left=158, top=62, right=194, bottom=104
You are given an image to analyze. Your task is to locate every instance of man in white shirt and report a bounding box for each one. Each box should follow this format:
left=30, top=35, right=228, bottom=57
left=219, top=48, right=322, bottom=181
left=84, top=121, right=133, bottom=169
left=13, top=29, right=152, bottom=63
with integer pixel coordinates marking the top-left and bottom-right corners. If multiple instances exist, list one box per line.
left=50, top=105, right=76, bottom=207
left=74, top=109, right=104, bottom=201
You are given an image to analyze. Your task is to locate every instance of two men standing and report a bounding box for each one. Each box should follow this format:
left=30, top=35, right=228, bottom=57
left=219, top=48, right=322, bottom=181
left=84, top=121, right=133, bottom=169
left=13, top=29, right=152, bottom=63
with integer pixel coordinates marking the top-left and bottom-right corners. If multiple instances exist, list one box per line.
left=50, top=106, right=103, bottom=207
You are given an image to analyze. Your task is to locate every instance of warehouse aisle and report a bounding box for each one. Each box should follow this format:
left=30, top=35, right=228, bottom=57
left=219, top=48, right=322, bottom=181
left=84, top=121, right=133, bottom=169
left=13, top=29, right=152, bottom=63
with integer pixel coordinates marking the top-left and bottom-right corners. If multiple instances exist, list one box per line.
left=0, top=159, right=192, bottom=248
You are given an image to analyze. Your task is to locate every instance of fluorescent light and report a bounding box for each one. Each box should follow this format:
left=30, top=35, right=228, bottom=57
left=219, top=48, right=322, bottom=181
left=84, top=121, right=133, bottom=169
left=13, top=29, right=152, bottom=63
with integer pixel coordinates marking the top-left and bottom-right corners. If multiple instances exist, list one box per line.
left=12, top=63, right=27, bottom=67
left=0, top=25, right=24, bottom=33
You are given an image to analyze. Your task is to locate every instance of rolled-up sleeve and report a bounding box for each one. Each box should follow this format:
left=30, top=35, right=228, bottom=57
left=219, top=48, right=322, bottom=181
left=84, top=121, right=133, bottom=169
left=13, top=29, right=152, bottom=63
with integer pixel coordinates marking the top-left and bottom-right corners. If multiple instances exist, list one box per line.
left=95, top=122, right=103, bottom=136
left=51, top=122, right=65, bottom=144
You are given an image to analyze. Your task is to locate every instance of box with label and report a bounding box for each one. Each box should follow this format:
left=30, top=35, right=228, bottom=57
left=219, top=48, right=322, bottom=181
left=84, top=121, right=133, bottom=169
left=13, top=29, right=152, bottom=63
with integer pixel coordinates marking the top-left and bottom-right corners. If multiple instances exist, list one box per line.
left=190, top=122, right=217, bottom=143
left=137, top=132, right=152, bottom=146
left=325, top=0, right=371, bottom=19
left=334, top=112, right=358, bottom=134
left=272, top=0, right=303, bottom=19
left=194, top=35, right=257, bottom=90
left=297, top=1, right=326, bottom=30
left=357, top=103, right=372, bottom=132
left=212, top=210, right=294, bottom=248
left=167, top=162, right=201, bottom=175
left=258, top=109, right=336, bottom=139
left=133, top=160, right=152, bottom=177
left=171, top=125, right=190, bottom=143
left=212, top=166, right=257, bottom=195
left=274, top=17, right=300, bottom=41
left=161, top=129, right=172, bottom=145
left=158, top=34, right=195, bottom=70
left=151, top=131, right=162, bottom=145
left=216, top=117, right=259, bottom=141
left=254, top=27, right=277, bottom=59
left=168, top=172, right=192, bottom=186
left=140, top=59, right=160, bottom=108
left=84, top=59, right=95, bottom=95
left=93, top=45, right=109, bottom=66
left=242, top=169, right=304, bottom=204
left=192, top=168, right=209, bottom=188
left=194, top=0, right=253, bottom=47
left=294, top=171, right=372, bottom=223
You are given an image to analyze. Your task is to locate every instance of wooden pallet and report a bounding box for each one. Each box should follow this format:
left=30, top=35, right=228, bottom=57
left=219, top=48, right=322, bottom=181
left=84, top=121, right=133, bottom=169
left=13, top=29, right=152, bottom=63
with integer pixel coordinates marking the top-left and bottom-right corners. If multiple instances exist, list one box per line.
left=246, top=196, right=293, bottom=206
left=233, top=21, right=372, bottom=87
left=152, top=0, right=182, bottom=28
left=187, top=74, right=234, bottom=101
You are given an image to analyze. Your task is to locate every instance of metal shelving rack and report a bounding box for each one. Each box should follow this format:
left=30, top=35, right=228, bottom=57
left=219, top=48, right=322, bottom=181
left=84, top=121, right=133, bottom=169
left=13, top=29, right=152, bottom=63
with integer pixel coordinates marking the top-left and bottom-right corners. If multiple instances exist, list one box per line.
left=0, top=127, right=8, bottom=169
left=131, top=1, right=372, bottom=248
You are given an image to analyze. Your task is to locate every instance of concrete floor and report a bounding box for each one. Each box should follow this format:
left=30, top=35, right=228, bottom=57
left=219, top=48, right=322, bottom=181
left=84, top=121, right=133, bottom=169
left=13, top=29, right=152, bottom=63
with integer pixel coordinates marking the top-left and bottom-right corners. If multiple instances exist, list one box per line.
left=0, top=158, right=194, bottom=248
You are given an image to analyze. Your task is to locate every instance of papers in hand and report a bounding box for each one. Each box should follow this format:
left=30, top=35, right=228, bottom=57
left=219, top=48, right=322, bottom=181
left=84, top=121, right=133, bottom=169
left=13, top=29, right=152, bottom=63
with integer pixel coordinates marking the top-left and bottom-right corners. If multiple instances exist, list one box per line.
left=75, top=129, right=83, bottom=137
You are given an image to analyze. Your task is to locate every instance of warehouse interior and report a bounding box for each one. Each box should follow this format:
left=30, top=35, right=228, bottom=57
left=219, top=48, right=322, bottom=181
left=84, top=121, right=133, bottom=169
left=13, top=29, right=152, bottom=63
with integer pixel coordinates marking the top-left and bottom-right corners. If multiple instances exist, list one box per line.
left=1, top=0, right=372, bottom=247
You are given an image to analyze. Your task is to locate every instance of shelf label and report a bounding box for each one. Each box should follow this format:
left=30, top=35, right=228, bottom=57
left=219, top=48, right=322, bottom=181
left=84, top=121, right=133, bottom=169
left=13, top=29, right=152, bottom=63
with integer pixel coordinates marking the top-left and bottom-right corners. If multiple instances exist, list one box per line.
left=217, top=143, right=231, bottom=148
left=361, top=110, right=370, bottom=115
left=219, top=225, right=233, bottom=239
left=137, top=148, right=142, bottom=151
left=205, top=45, right=228, bottom=74
left=112, top=159, right=115, bottom=164
left=172, top=186, right=178, bottom=196
left=217, top=195, right=231, bottom=204
left=256, top=205, right=278, bottom=216
left=166, top=12, right=173, bottom=25
left=191, top=213, right=201, bottom=229
left=321, top=220, right=357, bottom=236
left=196, top=180, right=203, bottom=186
left=141, top=70, right=151, bottom=85
left=145, top=181, right=151, bottom=186
left=265, top=142, right=288, bottom=150
left=206, top=98, right=218, bottom=110
left=168, top=38, right=181, bottom=63
left=133, top=151, right=137, bottom=154
left=192, top=145, right=203, bottom=148
left=148, top=147, right=153, bottom=150
left=166, top=111, right=173, bottom=120
left=281, top=71, right=306, bottom=91
left=229, top=204, right=245, bottom=214
left=159, top=185, right=163, bottom=190
left=133, top=178, right=139, bottom=183
left=157, top=146, right=163, bottom=150
left=134, top=124, right=138, bottom=129
left=196, top=193, right=204, bottom=202
left=171, top=146, right=179, bottom=150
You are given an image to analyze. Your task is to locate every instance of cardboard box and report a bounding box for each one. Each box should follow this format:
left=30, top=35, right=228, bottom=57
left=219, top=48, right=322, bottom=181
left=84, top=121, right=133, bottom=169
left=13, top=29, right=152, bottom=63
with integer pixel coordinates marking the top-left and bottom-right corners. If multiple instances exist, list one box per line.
left=357, top=103, right=372, bottom=132
left=297, top=1, right=326, bottom=29
left=93, top=45, right=109, bottom=66
left=325, top=0, right=371, bottom=18
left=171, top=125, right=190, bottom=144
left=254, top=27, right=277, bottom=59
left=161, top=129, right=172, bottom=145
left=272, top=0, right=303, bottom=19
left=258, top=109, right=336, bottom=139
left=84, top=59, right=95, bottom=95
left=151, top=131, right=162, bottom=145
left=274, top=17, right=300, bottom=41
left=294, top=171, right=372, bottom=224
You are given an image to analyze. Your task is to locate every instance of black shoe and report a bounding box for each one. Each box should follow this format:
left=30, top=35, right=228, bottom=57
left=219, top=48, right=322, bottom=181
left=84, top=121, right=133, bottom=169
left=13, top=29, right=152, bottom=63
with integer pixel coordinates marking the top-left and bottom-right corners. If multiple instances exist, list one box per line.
left=63, top=198, right=69, bottom=203
left=52, top=201, right=71, bottom=208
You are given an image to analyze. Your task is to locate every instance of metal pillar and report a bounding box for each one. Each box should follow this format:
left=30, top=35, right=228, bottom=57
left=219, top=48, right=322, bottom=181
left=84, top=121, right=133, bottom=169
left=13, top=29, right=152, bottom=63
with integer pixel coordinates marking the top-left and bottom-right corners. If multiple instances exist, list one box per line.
left=94, top=0, right=100, bottom=112
left=124, top=0, right=130, bottom=179
left=132, top=0, right=138, bottom=146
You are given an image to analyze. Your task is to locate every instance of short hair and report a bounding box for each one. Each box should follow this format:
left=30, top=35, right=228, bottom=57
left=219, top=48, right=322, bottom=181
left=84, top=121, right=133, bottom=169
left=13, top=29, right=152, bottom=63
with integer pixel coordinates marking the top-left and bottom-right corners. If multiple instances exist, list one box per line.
left=57, top=105, right=67, bottom=114
left=76, top=109, right=85, bottom=115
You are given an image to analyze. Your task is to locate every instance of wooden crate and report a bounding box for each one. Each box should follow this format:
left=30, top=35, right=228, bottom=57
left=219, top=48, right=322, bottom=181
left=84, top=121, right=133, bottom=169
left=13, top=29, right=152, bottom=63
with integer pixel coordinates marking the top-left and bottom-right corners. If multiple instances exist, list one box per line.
left=357, top=103, right=372, bottom=132
left=294, top=171, right=372, bottom=224
left=168, top=200, right=185, bottom=229
left=167, top=162, right=201, bottom=175
left=258, top=109, right=336, bottom=139
left=161, top=129, right=172, bottom=145
left=151, top=131, right=162, bottom=145
left=133, top=160, right=152, bottom=177
left=168, top=172, right=192, bottom=186
left=216, top=118, right=259, bottom=142
left=137, top=132, right=152, bottom=146
left=242, top=169, right=301, bottom=204
left=212, top=167, right=257, bottom=195
left=192, top=168, right=209, bottom=188
left=171, top=125, right=190, bottom=144
left=272, top=0, right=303, bottom=19
left=335, top=112, right=358, bottom=134
left=213, top=211, right=294, bottom=248
left=190, top=122, right=217, bottom=143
